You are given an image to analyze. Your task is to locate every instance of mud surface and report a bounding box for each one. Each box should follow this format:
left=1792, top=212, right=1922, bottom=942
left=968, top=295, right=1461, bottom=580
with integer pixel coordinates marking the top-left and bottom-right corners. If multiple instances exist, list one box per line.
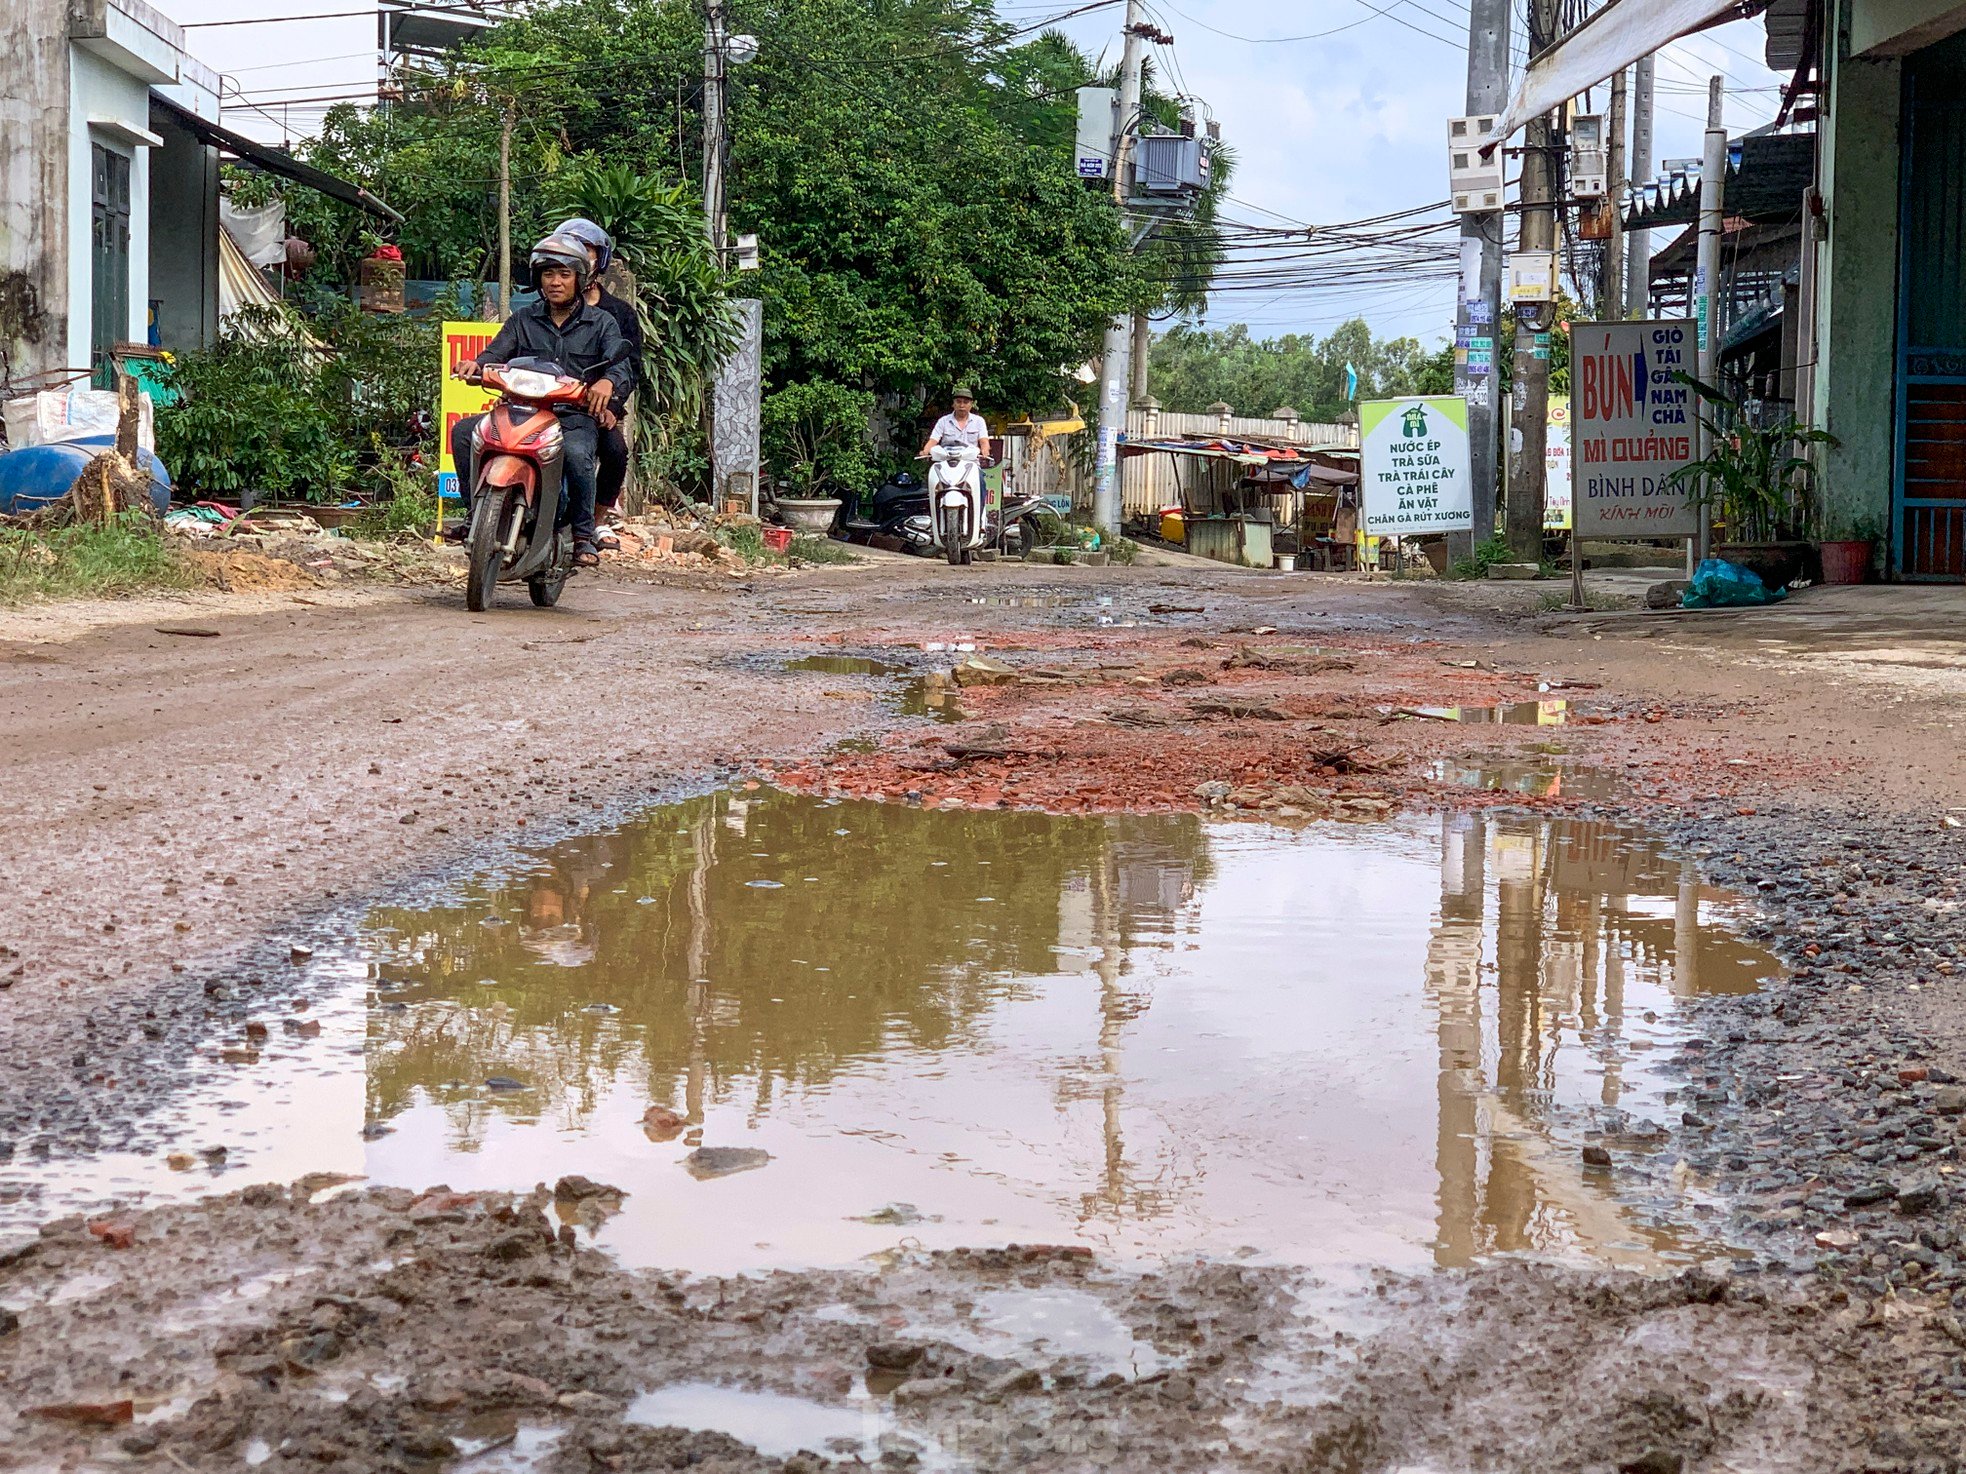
left=8, top=564, right=1966, bottom=1469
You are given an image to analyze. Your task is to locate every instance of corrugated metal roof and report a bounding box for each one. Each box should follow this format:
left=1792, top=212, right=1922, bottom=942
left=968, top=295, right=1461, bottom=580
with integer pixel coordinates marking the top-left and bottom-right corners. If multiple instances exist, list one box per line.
left=1763, top=0, right=1809, bottom=71
left=1622, top=130, right=1813, bottom=230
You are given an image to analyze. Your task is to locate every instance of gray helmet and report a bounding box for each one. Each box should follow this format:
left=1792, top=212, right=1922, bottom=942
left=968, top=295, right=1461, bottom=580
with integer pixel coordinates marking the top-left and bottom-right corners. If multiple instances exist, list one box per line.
left=556, top=217, right=613, bottom=273
left=528, top=233, right=593, bottom=292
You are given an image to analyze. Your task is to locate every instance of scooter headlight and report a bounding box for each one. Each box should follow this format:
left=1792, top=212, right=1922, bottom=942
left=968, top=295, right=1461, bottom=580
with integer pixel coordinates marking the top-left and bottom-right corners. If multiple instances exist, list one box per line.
left=497, top=367, right=562, bottom=400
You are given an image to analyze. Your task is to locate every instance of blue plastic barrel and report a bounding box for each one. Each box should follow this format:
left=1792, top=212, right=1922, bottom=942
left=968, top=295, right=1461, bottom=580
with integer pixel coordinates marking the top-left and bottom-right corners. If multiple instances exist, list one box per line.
left=0, top=437, right=172, bottom=516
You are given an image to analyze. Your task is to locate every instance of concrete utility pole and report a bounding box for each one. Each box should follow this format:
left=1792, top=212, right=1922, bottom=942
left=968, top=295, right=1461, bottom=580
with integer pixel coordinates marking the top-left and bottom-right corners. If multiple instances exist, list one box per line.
left=1602, top=68, right=1626, bottom=317
left=1454, top=0, right=1510, bottom=559
left=1505, top=0, right=1559, bottom=559
left=1625, top=54, right=1655, bottom=316
left=496, top=99, right=513, bottom=319
left=1695, top=75, right=1725, bottom=563
left=1130, top=310, right=1151, bottom=403
left=702, top=0, right=728, bottom=255
left=1091, top=0, right=1148, bottom=539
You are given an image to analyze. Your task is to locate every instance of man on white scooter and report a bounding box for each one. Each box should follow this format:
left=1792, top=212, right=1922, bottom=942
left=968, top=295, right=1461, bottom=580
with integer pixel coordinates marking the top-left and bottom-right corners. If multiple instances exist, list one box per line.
left=918, top=386, right=992, bottom=463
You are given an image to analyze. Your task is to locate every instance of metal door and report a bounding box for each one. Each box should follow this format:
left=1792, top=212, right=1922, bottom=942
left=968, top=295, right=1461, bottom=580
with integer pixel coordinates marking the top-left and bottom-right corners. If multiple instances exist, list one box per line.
left=90, top=142, right=131, bottom=387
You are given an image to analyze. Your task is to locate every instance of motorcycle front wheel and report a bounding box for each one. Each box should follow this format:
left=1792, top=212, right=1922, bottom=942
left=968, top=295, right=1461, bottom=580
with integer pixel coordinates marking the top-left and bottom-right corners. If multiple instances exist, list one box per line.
left=944, top=510, right=966, bottom=567
left=465, top=485, right=515, bottom=612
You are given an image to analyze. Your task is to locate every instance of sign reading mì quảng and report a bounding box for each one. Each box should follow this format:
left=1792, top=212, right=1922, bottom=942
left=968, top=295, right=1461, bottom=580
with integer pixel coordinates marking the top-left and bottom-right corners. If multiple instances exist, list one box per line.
left=1569, top=319, right=1700, bottom=539
left=1359, top=395, right=1474, bottom=536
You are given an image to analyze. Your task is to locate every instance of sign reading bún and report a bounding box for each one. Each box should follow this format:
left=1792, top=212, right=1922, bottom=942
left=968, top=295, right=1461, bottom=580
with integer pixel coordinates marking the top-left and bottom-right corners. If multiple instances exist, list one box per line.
left=1569, top=320, right=1700, bottom=539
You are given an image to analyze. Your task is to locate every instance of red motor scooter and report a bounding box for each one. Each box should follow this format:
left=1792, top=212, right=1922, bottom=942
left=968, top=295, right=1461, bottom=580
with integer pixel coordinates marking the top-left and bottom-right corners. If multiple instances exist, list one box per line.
left=457, top=356, right=583, bottom=611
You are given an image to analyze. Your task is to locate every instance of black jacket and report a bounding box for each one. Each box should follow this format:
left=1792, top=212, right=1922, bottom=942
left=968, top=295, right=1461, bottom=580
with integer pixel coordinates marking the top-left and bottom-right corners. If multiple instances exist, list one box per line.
left=589, top=288, right=643, bottom=413
left=479, top=299, right=629, bottom=416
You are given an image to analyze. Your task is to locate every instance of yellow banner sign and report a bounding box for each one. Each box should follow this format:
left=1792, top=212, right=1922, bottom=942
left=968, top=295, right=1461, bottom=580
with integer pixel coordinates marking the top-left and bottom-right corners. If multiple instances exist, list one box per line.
left=438, top=320, right=500, bottom=498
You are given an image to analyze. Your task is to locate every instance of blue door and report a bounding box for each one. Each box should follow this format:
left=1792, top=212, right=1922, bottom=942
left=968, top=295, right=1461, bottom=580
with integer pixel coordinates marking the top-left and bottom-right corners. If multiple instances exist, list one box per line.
left=1897, top=36, right=1966, bottom=578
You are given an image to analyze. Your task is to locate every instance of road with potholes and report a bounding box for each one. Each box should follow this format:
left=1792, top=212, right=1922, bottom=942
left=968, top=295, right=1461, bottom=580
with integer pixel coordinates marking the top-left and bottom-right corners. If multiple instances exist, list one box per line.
left=4, top=560, right=1966, bottom=1470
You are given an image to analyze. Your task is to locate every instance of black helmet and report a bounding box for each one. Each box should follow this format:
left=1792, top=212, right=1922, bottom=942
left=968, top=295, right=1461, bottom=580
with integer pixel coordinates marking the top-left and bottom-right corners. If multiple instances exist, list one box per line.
left=528, top=233, right=593, bottom=291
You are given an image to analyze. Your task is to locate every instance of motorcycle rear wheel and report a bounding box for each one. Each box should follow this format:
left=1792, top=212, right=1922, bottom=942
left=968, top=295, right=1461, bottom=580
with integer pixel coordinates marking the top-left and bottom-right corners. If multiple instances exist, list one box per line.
left=465, top=486, right=515, bottom=612
left=529, top=536, right=569, bottom=607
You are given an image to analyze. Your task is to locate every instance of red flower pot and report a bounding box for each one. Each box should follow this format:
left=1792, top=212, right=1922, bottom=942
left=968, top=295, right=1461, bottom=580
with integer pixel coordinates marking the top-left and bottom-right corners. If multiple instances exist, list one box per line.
left=1818, top=540, right=1872, bottom=584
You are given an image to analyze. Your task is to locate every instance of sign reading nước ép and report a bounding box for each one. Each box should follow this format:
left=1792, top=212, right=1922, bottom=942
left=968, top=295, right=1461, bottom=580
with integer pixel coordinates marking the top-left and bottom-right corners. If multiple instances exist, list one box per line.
left=1360, top=396, right=1474, bottom=536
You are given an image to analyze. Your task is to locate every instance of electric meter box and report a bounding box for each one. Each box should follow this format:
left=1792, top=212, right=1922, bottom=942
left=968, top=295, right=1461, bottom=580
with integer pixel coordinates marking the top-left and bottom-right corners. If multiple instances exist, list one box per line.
left=1570, top=112, right=1608, bottom=199
left=1448, top=115, right=1503, bottom=213
left=1507, top=250, right=1557, bottom=304
left=1135, top=132, right=1207, bottom=195
left=1075, top=87, right=1116, bottom=180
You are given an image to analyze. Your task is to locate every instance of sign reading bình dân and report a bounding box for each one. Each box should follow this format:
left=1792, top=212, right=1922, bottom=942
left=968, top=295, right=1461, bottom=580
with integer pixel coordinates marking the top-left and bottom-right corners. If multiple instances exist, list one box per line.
left=1359, top=396, right=1473, bottom=536
left=1570, top=320, right=1700, bottom=538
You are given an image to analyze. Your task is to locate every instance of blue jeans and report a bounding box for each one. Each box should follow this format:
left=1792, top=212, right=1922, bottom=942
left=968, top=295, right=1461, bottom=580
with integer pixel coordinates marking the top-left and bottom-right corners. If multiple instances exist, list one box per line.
left=452, top=411, right=600, bottom=545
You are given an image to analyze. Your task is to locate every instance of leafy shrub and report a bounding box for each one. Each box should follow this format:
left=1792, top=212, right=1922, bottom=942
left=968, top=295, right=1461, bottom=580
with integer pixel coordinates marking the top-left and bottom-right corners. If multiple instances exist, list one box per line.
left=352, top=453, right=439, bottom=540
left=762, top=380, right=876, bottom=502
left=157, top=304, right=439, bottom=502
left=1450, top=535, right=1516, bottom=580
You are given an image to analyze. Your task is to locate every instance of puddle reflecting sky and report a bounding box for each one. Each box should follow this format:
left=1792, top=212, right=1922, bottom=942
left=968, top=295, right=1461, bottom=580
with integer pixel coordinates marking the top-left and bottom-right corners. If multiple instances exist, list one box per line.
left=3, top=793, right=1773, bottom=1278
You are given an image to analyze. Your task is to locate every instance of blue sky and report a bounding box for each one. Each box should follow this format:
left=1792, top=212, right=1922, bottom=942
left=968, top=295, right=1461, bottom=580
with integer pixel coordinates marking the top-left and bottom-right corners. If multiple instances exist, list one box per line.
left=176, top=0, right=1787, bottom=348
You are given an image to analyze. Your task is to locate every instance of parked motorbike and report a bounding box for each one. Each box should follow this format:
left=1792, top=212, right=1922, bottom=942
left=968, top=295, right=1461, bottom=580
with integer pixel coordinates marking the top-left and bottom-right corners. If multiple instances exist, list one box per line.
left=845, top=469, right=1059, bottom=560
left=456, top=357, right=581, bottom=612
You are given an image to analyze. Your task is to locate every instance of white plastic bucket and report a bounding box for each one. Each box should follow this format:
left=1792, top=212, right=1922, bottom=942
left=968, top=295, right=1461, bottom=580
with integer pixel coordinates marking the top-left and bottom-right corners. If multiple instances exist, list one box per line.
left=1274, top=554, right=1297, bottom=573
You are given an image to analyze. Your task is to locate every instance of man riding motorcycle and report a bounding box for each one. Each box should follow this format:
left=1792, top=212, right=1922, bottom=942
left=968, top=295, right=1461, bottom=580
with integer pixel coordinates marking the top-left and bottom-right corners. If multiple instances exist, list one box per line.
left=554, top=217, right=644, bottom=548
left=449, top=233, right=626, bottom=568
left=918, top=385, right=992, bottom=463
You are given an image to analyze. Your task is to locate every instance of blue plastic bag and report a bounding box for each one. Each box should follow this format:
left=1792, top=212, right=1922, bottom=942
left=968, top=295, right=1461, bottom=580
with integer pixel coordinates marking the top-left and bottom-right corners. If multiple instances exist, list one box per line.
left=1682, top=557, right=1786, bottom=609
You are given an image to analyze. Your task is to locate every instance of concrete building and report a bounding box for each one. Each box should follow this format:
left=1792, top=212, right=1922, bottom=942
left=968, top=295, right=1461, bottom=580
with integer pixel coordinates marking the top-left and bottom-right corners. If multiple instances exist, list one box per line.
left=1807, top=0, right=1966, bottom=578
left=0, top=0, right=394, bottom=395
left=1495, top=0, right=1966, bottom=581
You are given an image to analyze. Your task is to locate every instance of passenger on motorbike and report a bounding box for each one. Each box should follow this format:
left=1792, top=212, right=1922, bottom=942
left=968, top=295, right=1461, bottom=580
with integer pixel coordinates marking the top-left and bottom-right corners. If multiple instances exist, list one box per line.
left=449, top=234, right=626, bottom=567
left=918, top=386, right=992, bottom=463
left=554, top=217, right=644, bottom=548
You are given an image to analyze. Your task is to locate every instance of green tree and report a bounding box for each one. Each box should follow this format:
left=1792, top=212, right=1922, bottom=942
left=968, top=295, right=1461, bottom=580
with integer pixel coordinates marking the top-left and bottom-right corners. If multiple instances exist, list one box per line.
left=1148, top=317, right=1445, bottom=422
left=284, top=0, right=1147, bottom=476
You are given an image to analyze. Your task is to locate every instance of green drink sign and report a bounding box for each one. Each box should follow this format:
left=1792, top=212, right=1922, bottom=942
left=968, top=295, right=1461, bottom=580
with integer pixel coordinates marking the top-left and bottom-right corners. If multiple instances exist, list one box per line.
left=1360, top=396, right=1474, bottom=536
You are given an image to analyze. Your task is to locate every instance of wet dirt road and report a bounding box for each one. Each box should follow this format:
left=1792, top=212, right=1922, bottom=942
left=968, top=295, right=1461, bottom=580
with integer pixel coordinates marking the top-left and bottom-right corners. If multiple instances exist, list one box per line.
left=7, top=562, right=1966, bottom=1471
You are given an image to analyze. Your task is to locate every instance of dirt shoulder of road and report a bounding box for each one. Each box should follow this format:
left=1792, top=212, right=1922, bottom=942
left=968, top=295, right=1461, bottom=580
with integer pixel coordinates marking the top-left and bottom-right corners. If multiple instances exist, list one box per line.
left=8, top=565, right=1966, bottom=1470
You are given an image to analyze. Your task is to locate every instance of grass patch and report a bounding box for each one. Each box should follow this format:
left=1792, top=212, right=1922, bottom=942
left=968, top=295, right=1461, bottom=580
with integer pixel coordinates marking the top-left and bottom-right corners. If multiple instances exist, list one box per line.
left=718, top=521, right=768, bottom=563
left=1533, top=590, right=1625, bottom=613
left=789, top=534, right=857, bottom=565
left=719, top=522, right=860, bottom=567
left=0, top=516, right=194, bottom=603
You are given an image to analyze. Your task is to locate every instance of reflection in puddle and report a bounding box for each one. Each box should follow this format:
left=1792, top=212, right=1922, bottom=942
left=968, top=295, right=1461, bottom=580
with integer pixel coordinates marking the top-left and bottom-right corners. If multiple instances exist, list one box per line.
left=1401, top=700, right=1571, bottom=725
left=785, top=654, right=907, bottom=678
left=628, top=1383, right=885, bottom=1461
left=898, top=677, right=964, bottom=722
left=783, top=653, right=964, bottom=723
left=3, top=793, right=1773, bottom=1280
left=1432, top=758, right=1622, bottom=801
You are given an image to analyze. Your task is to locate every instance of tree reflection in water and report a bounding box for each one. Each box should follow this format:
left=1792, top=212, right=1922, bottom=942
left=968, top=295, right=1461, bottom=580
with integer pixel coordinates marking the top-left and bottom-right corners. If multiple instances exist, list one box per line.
left=361, top=792, right=1213, bottom=1153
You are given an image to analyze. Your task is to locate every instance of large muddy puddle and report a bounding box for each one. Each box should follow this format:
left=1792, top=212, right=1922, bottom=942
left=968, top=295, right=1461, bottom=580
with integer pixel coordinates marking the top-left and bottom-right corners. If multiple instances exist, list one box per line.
left=3, top=793, right=1772, bottom=1279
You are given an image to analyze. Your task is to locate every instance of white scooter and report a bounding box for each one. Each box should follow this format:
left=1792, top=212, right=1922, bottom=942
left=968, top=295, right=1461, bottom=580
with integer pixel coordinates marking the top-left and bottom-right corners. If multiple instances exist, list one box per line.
left=926, top=437, right=988, bottom=567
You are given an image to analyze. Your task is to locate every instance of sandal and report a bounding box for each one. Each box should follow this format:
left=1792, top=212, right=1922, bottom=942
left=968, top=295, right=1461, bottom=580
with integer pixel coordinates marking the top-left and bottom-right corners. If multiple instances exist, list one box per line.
left=596, top=531, right=621, bottom=551
left=574, top=541, right=600, bottom=568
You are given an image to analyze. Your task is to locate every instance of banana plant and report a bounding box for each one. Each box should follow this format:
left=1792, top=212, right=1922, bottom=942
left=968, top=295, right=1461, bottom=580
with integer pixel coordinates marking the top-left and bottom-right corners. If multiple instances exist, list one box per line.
left=1665, top=370, right=1838, bottom=543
